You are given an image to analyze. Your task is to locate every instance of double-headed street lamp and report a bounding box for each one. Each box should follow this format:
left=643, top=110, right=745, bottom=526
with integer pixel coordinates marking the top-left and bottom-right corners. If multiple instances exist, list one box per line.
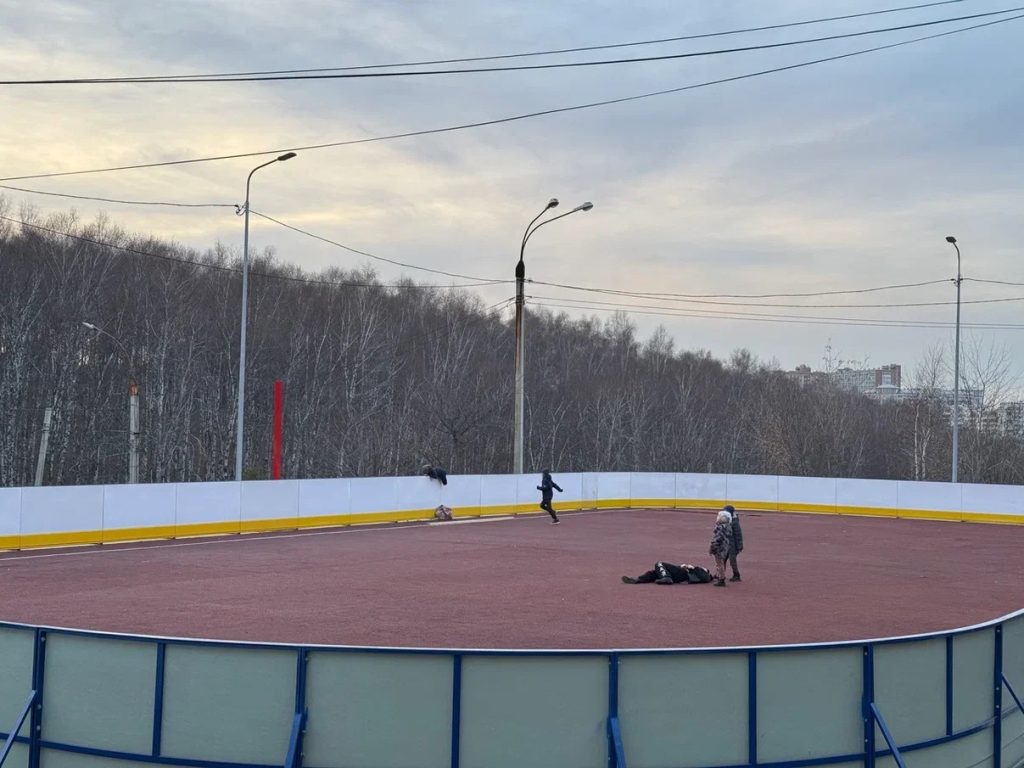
left=946, top=235, right=962, bottom=484
left=234, top=152, right=297, bottom=482
left=513, top=198, right=594, bottom=474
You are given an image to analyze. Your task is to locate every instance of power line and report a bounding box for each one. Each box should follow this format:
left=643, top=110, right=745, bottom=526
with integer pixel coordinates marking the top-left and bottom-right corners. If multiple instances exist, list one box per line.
left=966, top=277, right=1024, bottom=287
left=528, top=292, right=1024, bottom=319
left=526, top=290, right=1024, bottom=309
left=19, top=1, right=966, bottom=82
left=530, top=300, right=1024, bottom=330
left=0, top=183, right=233, bottom=208
left=4, top=8, right=1016, bottom=85
left=0, top=214, right=510, bottom=291
left=3, top=12, right=1019, bottom=183
left=529, top=278, right=952, bottom=300
left=249, top=210, right=506, bottom=283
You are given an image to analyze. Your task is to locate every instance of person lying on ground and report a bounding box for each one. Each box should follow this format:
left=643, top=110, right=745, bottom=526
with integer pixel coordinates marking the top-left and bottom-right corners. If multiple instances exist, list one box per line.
left=621, top=562, right=714, bottom=585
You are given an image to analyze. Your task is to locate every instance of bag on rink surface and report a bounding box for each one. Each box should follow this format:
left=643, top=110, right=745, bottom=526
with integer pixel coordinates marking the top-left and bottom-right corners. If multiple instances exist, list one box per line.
left=434, top=505, right=453, bottom=521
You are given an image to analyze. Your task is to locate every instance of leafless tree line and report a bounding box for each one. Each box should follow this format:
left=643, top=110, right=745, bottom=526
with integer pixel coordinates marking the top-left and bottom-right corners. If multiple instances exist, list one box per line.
left=2, top=205, right=1022, bottom=487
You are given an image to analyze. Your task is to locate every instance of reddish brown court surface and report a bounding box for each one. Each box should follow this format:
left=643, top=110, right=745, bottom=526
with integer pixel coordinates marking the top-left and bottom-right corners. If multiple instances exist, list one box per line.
left=1, top=508, right=1023, bottom=649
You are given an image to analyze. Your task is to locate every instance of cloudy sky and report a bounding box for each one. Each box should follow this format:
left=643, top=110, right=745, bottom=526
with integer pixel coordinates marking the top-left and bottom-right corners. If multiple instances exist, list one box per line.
left=2, top=0, right=1022, bottom=385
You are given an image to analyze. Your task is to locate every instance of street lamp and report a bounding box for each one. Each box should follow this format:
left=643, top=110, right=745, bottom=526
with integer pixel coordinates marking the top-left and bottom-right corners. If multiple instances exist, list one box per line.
left=513, top=199, right=594, bottom=474
left=234, top=152, right=296, bottom=482
left=946, top=235, right=962, bottom=483
left=82, top=321, right=140, bottom=483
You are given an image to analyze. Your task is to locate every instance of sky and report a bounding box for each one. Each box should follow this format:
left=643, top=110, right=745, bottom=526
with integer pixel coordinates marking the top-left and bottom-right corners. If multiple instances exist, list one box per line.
left=1, top=0, right=1023, bottom=388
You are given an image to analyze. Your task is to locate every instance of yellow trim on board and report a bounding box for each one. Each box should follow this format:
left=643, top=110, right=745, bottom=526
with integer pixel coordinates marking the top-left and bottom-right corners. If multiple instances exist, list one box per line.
left=5, top=495, right=1024, bottom=552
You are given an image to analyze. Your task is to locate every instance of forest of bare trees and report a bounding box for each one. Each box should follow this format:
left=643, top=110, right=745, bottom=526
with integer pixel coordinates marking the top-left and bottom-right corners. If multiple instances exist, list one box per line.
left=3, top=204, right=1023, bottom=488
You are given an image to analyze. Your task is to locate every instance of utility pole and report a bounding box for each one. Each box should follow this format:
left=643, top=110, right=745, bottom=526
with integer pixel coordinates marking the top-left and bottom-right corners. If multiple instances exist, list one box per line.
left=34, top=406, right=53, bottom=486
left=129, top=381, right=140, bottom=484
left=946, top=235, right=962, bottom=483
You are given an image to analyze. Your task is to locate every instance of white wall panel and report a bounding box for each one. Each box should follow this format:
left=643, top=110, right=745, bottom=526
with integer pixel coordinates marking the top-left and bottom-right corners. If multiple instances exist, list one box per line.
left=240, top=480, right=299, bottom=523
left=479, top=474, right=517, bottom=510
left=516, top=474, right=542, bottom=506
left=962, top=482, right=1024, bottom=517
left=103, top=484, right=175, bottom=532
left=173, top=482, right=240, bottom=526
left=778, top=476, right=837, bottom=510
left=580, top=473, right=599, bottom=505
left=896, top=480, right=962, bottom=516
left=0, top=488, right=22, bottom=541
left=629, top=472, right=674, bottom=503
left=20, top=485, right=104, bottom=534
left=836, top=478, right=898, bottom=511
left=395, top=475, right=440, bottom=511
left=597, top=472, right=630, bottom=503
left=553, top=472, right=584, bottom=503
left=675, top=473, right=727, bottom=504
left=728, top=474, right=779, bottom=507
left=349, top=477, right=398, bottom=514
left=440, top=474, right=483, bottom=512
left=297, top=479, right=350, bottom=519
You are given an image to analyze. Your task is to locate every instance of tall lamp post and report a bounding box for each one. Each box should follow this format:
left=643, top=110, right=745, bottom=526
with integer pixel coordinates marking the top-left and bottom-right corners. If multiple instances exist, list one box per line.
left=234, top=152, right=296, bottom=482
left=513, top=198, right=594, bottom=474
left=946, top=235, right=962, bottom=483
left=82, top=321, right=139, bottom=483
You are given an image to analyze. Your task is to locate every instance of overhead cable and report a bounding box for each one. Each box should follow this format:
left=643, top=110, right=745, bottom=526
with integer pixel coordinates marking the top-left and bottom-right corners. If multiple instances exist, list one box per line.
left=12, top=0, right=966, bottom=82
left=0, top=214, right=509, bottom=290
left=3, top=8, right=1017, bottom=84
left=3, top=12, right=1020, bottom=183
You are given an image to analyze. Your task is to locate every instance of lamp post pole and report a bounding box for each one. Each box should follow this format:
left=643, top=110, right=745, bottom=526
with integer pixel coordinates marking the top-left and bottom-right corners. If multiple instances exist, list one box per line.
left=234, top=152, right=296, bottom=482
left=946, top=235, right=962, bottom=483
left=512, top=199, right=594, bottom=474
left=81, top=321, right=138, bottom=483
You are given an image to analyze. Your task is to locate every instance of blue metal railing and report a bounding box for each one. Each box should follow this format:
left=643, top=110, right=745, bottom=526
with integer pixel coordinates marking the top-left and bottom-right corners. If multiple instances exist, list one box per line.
left=0, top=690, right=36, bottom=768
left=0, top=608, right=1021, bottom=768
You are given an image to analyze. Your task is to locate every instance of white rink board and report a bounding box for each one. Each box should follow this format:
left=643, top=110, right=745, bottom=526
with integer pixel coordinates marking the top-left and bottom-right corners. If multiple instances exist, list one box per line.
left=897, top=481, right=962, bottom=515
left=348, top=477, right=398, bottom=514
left=20, top=485, right=104, bottom=534
left=778, top=476, right=837, bottom=509
left=297, top=479, right=350, bottom=519
left=675, top=473, right=728, bottom=503
left=240, top=480, right=299, bottom=523
left=103, top=484, right=176, bottom=531
left=395, top=476, right=440, bottom=512
left=728, top=474, right=778, bottom=506
left=174, top=482, right=240, bottom=526
left=0, top=488, right=22, bottom=539
left=630, top=472, right=674, bottom=502
left=597, top=472, right=631, bottom=502
left=836, top=478, right=898, bottom=510
left=962, top=483, right=1024, bottom=517
left=479, top=475, right=517, bottom=509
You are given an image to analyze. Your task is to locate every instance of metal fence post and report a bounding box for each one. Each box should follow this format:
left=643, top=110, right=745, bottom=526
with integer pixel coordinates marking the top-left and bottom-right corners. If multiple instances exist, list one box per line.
left=994, top=625, right=1003, bottom=768
left=863, top=645, right=875, bottom=768
left=28, top=630, right=45, bottom=768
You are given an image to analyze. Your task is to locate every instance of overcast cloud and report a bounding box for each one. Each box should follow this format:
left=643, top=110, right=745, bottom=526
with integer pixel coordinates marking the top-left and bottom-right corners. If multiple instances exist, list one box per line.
left=1, top=0, right=1022, bottom=384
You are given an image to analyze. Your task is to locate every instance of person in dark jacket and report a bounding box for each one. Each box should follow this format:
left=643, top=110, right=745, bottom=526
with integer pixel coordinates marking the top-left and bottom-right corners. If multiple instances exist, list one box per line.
left=421, top=464, right=448, bottom=486
left=621, top=562, right=714, bottom=585
left=724, top=504, right=744, bottom=582
left=709, top=509, right=734, bottom=587
left=537, top=470, right=563, bottom=523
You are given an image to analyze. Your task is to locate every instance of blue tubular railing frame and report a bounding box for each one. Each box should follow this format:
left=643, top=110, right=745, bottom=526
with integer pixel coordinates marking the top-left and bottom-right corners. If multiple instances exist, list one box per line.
left=0, top=609, right=1021, bottom=768
left=0, top=690, right=36, bottom=768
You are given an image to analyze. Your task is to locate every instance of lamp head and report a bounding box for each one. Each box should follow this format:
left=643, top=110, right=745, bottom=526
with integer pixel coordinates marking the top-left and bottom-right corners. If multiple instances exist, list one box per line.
left=81, top=321, right=97, bottom=330
left=546, top=198, right=559, bottom=209
left=575, top=202, right=594, bottom=212
left=945, top=235, right=957, bottom=244
left=277, top=152, right=297, bottom=162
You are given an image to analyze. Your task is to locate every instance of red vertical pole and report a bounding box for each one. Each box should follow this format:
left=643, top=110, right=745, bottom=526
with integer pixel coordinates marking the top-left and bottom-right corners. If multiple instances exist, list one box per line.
left=272, top=379, right=284, bottom=480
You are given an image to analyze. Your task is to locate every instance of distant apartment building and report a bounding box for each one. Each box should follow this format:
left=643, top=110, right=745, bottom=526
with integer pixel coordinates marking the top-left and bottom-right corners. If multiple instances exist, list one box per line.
left=785, top=363, right=901, bottom=397
left=987, top=401, right=1024, bottom=437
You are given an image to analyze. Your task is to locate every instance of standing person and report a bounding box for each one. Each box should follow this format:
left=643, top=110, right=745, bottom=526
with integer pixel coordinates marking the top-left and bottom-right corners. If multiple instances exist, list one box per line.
left=537, top=470, right=563, bottom=524
left=724, top=504, right=744, bottom=582
left=708, top=509, right=734, bottom=587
